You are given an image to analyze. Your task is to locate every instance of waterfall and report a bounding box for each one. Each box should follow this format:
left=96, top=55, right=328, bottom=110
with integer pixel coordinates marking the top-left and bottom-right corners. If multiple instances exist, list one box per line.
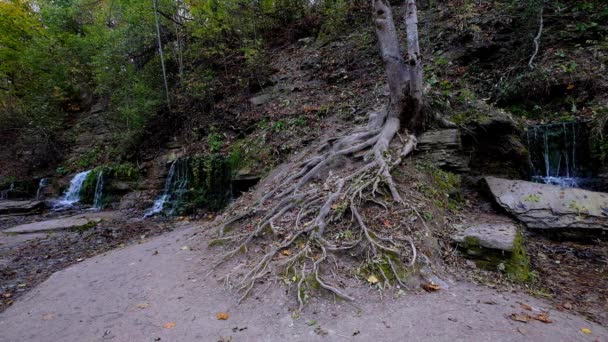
left=0, top=182, right=14, bottom=200
left=53, top=170, right=91, bottom=209
left=36, top=178, right=48, bottom=200
left=93, top=171, right=104, bottom=210
left=526, top=122, right=589, bottom=188
left=144, top=159, right=190, bottom=217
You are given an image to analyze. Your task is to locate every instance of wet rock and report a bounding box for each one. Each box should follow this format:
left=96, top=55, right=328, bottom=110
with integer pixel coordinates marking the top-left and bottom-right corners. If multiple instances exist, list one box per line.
left=3, top=212, right=120, bottom=234
left=0, top=200, right=45, bottom=215
left=417, top=129, right=470, bottom=172
left=453, top=223, right=517, bottom=252
left=484, top=176, right=608, bottom=230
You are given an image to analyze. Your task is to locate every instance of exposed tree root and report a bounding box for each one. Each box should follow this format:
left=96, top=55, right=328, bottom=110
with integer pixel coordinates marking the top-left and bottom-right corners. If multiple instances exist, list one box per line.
left=210, top=0, right=438, bottom=307
left=212, top=104, right=422, bottom=305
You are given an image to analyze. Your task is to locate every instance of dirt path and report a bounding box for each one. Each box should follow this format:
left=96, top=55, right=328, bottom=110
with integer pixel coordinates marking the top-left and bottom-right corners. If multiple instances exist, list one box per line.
left=0, top=224, right=605, bottom=342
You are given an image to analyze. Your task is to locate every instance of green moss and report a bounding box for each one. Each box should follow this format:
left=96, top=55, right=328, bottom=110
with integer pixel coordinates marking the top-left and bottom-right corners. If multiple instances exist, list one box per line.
left=188, top=154, right=232, bottom=212
left=415, top=162, right=462, bottom=211
left=74, top=220, right=98, bottom=232
left=80, top=167, right=102, bottom=205
left=505, top=232, right=533, bottom=283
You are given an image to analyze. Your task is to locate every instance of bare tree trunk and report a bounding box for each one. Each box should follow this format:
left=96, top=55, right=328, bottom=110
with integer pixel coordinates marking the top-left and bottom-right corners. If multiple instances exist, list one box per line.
left=153, top=0, right=171, bottom=109
left=372, top=0, right=425, bottom=132
left=405, top=0, right=424, bottom=129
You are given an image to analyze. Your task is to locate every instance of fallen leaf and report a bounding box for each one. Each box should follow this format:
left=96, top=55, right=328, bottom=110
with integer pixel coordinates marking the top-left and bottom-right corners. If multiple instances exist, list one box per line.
left=136, top=303, right=149, bottom=309
left=533, top=312, right=552, bottom=323
left=581, top=328, right=592, bottom=334
left=1, top=293, right=11, bottom=298
left=216, top=312, right=230, bottom=320
left=367, top=275, right=379, bottom=284
left=509, top=313, right=530, bottom=323
left=520, top=303, right=533, bottom=311
left=180, top=246, right=190, bottom=251
left=163, top=322, right=176, bottom=329
left=281, top=249, right=291, bottom=256
left=331, top=204, right=339, bottom=210
left=383, top=220, right=391, bottom=227
left=563, top=302, right=573, bottom=310
left=567, top=84, right=575, bottom=90
left=42, top=313, right=55, bottom=321
left=422, top=282, right=441, bottom=292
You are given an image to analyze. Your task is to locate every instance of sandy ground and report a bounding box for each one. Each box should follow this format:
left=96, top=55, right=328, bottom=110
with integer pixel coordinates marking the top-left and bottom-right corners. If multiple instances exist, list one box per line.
left=0, top=223, right=605, bottom=342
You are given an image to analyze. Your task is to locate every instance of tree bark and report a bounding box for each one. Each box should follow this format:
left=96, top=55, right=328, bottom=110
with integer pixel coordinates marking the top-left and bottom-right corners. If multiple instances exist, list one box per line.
left=372, top=0, right=424, bottom=132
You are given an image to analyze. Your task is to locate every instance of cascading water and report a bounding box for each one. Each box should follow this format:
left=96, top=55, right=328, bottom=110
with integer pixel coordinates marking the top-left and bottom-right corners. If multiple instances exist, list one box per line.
left=36, top=178, right=48, bottom=200
left=144, top=159, right=190, bottom=217
left=93, top=171, right=104, bottom=210
left=0, top=182, right=14, bottom=200
left=526, top=121, right=591, bottom=188
left=53, top=170, right=91, bottom=209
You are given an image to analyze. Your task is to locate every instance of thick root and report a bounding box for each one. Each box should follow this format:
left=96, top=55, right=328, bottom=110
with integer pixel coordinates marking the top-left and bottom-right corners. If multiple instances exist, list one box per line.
left=213, top=96, right=421, bottom=304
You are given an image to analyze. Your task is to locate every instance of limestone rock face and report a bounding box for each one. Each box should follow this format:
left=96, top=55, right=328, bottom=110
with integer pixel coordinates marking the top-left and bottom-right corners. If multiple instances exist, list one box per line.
left=0, top=200, right=45, bottom=215
left=417, top=129, right=470, bottom=173
left=484, top=176, right=608, bottom=230
left=453, top=223, right=517, bottom=252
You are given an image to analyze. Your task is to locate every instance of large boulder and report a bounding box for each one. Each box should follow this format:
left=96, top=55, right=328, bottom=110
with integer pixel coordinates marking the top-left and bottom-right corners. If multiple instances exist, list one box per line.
left=485, top=176, right=608, bottom=230
left=0, top=200, right=45, bottom=215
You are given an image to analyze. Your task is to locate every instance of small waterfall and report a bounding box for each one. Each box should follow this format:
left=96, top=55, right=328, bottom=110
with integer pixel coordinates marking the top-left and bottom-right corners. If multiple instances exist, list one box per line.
left=0, top=182, right=14, bottom=200
left=93, top=171, right=104, bottom=210
left=54, top=170, right=91, bottom=209
left=144, top=159, right=190, bottom=217
left=526, top=122, right=590, bottom=188
left=36, top=178, right=48, bottom=200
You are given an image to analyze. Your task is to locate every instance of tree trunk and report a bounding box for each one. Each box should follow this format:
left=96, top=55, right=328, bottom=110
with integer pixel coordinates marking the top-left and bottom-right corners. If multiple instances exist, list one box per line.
left=372, top=0, right=424, bottom=132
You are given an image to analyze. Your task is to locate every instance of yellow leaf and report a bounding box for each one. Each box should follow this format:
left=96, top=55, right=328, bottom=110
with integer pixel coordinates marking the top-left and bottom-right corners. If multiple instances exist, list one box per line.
left=216, top=312, right=230, bottom=320
left=281, top=249, right=291, bottom=256
left=567, top=84, right=575, bottom=90
left=136, top=303, right=149, bottom=309
left=163, top=322, right=176, bottom=329
left=581, top=328, right=592, bottom=334
left=422, top=283, right=441, bottom=292
left=331, top=204, right=339, bottom=210
left=367, top=275, right=379, bottom=284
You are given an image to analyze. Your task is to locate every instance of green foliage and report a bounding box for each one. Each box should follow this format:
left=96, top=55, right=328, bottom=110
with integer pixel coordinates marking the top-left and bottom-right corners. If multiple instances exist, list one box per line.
left=207, top=129, right=224, bottom=152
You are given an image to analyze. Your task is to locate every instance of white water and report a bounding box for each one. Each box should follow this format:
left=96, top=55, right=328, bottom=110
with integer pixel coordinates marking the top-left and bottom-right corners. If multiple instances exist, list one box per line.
left=144, top=161, right=177, bottom=218
left=93, top=171, right=104, bottom=210
left=53, top=170, right=91, bottom=209
left=0, top=183, right=14, bottom=200
left=527, top=122, right=587, bottom=188
left=36, top=178, right=48, bottom=200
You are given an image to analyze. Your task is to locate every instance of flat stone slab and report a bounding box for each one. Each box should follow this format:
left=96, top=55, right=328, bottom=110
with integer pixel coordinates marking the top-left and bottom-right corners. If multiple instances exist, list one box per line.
left=453, top=223, right=517, bottom=252
left=485, top=176, right=608, bottom=230
left=0, top=200, right=45, bottom=215
left=3, top=211, right=120, bottom=234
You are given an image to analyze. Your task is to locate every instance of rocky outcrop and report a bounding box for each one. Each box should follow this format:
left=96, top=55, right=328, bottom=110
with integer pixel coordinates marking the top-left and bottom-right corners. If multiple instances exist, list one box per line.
left=453, top=223, right=517, bottom=252
left=0, top=200, right=45, bottom=215
left=485, top=176, right=608, bottom=230
left=416, top=129, right=470, bottom=172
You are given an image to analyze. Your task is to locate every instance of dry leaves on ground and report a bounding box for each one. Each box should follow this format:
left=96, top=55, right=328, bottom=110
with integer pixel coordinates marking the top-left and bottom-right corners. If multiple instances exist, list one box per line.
left=216, top=312, right=230, bottom=320
left=508, top=312, right=553, bottom=324
left=422, top=283, right=441, bottom=292
left=163, top=322, right=176, bottom=329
